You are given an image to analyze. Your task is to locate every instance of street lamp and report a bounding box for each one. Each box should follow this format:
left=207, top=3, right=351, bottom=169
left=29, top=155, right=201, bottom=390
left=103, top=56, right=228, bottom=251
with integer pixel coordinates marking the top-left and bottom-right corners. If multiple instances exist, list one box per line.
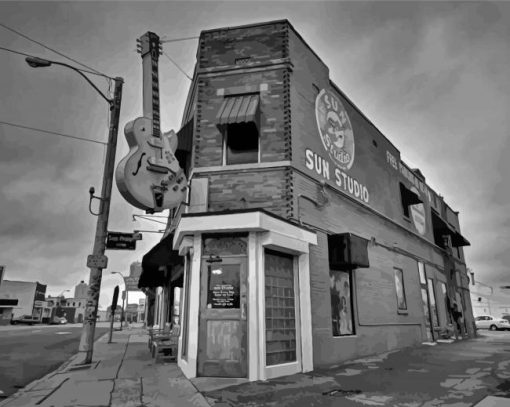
left=26, top=56, right=123, bottom=365
left=111, top=271, right=128, bottom=329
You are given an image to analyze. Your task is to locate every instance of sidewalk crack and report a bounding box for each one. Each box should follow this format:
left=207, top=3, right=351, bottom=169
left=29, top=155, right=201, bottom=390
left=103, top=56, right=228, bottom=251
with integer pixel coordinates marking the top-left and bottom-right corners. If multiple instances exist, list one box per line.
left=35, top=377, right=69, bottom=405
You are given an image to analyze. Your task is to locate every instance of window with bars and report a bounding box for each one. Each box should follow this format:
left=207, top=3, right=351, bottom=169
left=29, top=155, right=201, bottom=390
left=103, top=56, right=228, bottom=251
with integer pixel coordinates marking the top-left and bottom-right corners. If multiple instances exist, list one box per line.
left=264, top=250, right=296, bottom=366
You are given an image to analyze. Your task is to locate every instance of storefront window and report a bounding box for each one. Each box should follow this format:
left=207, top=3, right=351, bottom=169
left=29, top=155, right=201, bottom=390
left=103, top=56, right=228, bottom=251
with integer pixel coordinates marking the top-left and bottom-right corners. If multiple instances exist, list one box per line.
left=265, top=250, right=296, bottom=366
left=394, top=268, right=407, bottom=311
left=330, top=270, right=354, bottom=336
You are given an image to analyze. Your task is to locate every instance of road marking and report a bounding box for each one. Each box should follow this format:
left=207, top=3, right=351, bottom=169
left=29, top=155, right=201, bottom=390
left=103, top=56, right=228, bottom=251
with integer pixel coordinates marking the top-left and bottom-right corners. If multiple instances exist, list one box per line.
left=56, top=331, right=72, bottom=335
left=31, top=329, right=41, bottom=333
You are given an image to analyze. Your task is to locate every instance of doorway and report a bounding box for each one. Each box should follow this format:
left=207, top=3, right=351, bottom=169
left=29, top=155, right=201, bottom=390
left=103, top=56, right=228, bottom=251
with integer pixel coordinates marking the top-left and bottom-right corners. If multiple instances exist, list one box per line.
left=197, top=255, right=247, bottom=377
left=418, top=262, right=435, bottom=341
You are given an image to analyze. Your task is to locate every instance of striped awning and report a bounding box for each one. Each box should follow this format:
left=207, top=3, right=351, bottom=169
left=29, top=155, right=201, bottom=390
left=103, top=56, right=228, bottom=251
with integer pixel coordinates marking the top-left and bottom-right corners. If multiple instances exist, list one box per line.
left=216, top=94, right=260, bottom=128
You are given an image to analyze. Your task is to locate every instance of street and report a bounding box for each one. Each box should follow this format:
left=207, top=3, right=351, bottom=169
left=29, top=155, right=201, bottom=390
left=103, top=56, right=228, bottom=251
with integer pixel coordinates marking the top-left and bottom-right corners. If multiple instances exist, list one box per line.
left=0, top=323, right=109, bottom=398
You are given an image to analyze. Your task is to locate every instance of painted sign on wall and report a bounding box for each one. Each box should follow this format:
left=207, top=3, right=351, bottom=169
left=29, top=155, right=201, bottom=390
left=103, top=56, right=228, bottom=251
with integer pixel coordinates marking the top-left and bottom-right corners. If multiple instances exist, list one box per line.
left=294, top=85, right=400, bottom=218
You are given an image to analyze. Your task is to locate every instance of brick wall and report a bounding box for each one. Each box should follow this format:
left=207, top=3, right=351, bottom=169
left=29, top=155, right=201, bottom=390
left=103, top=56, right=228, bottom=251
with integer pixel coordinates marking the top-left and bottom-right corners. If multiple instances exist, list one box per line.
left=198, top=21, right=289, bottom=69
left=194, top=167, right=292, bottom=217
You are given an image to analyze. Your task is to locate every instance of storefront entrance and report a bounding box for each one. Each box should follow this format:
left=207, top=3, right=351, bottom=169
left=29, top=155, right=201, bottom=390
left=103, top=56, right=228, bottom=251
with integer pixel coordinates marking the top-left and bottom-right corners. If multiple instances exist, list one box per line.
left=197, top=236, right=248, bottom=377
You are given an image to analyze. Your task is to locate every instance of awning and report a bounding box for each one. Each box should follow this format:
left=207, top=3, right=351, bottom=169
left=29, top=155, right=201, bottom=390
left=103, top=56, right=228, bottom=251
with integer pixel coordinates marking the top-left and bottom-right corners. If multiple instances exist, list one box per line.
left=431, top=211, right=470, bottom=248
left=216, top=94, right=260, bottom=128
left=0, top=298, right=18, bottom=307
left=400, top=183, right=423, bottom=206
left=139, top=234, right=184, bottom=288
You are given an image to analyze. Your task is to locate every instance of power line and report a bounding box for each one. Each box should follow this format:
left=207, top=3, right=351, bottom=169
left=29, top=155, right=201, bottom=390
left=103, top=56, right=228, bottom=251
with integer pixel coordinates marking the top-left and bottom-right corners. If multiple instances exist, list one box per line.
left=0, top=21, right=110, bottom=79
left=0, top=120, right=107, bottom=146
left=0, top=46, right=113, bottom=80
left=162, top=51, right=192, bottom=81
left=160, top=35, right=199, bottom=43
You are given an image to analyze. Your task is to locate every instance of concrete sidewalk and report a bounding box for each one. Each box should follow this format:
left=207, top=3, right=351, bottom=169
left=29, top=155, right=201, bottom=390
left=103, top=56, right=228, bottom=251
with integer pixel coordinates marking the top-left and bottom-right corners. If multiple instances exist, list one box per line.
left=0, top=326, right=210, bottom=407
left=2, top=329, right=510, bottom=407
left=201, top=333, right=510, bottom=407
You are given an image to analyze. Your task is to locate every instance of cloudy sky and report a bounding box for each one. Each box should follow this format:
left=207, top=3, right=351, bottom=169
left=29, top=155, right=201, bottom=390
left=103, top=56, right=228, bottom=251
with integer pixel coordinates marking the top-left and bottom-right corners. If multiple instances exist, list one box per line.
left=1, top=1, right=509, bottom=310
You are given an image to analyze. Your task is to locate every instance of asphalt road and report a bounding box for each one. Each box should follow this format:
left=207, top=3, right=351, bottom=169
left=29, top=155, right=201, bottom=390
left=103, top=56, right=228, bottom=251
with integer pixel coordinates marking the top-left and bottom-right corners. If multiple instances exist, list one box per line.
left=0, top=323, right=110, bottom=398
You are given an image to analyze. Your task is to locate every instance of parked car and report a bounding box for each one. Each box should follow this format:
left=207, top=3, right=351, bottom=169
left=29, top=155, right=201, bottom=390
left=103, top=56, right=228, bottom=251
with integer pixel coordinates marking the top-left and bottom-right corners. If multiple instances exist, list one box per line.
left=11, top=315, right=39, bottom=325
left=50, top=316, right=67, bottom=325
left=475, top=315, right=510, bottom=331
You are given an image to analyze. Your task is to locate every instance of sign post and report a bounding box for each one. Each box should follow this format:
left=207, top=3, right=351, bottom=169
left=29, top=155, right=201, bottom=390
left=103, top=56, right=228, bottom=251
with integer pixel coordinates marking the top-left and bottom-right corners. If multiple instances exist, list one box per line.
left=108, top=285, right=119, bottom=344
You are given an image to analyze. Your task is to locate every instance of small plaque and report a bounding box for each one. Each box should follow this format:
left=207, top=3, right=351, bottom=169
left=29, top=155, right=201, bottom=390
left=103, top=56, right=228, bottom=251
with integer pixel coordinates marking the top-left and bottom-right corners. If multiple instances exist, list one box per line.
left=87, top=254, right=108, bottom=269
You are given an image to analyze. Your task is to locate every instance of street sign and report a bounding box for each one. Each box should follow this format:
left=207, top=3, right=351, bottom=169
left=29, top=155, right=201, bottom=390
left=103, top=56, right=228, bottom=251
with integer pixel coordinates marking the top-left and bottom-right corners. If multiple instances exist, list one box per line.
left=106, top=232, right=143, bottom=250
left=124, top=276, right=139, bottom=291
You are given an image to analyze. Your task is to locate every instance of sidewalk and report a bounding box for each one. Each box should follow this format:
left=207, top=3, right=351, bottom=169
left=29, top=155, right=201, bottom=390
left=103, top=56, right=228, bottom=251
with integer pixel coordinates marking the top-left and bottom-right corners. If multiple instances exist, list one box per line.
left=201, top=333, right=510, bottom=407
left=0, top=325, right=210, bottom=407
left=2, top=329, right=510, bottom=407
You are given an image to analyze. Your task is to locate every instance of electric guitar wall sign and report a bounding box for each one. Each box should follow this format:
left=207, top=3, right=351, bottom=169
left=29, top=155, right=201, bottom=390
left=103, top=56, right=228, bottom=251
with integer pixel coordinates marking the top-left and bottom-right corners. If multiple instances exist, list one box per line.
left=116, top=31, right=187, bottom=213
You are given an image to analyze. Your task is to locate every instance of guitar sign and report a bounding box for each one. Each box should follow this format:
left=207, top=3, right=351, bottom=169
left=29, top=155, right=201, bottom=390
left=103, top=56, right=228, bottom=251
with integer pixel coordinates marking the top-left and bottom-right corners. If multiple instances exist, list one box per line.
left=116, top=31, right=187, bottom=213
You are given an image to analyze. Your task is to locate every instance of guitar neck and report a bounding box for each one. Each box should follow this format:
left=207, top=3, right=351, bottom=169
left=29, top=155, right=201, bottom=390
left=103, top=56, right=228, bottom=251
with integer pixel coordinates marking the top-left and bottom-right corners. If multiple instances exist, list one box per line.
left=140, top=32, right=161, bottom=138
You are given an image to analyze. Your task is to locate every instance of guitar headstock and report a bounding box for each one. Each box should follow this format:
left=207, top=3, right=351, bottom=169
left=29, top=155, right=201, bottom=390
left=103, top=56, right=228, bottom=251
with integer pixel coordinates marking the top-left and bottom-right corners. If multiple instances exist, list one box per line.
left=136, top=32, right=162, bottom=59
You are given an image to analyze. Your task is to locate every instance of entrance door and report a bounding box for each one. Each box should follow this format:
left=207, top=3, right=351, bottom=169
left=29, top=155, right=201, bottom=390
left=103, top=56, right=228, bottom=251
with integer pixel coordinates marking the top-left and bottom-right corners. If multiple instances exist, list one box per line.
left=197, top=257, right=247, bottom=377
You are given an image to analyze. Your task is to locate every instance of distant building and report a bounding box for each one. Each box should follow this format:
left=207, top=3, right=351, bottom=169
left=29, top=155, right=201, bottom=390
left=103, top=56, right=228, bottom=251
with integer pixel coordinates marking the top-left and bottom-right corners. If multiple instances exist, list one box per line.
left=61, top=297, right=86, bottom=323
left=97, top=310, right=109, bottom=322
left=0, top=269, right=18, bottom=325
left=74, top=280, right=88, bottom=299
left=0, top=280, right=47, bottom=322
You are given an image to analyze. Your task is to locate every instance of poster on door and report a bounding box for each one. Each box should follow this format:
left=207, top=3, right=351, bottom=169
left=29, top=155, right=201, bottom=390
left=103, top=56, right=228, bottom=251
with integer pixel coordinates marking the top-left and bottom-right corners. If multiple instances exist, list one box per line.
left=207, top=264, right=240, bottom=309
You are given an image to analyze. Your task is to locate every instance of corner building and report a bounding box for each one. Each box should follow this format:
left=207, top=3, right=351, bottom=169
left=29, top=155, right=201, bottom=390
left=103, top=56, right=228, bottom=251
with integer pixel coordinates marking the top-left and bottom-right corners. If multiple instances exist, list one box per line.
left=140, top=20, right=472, bottom=382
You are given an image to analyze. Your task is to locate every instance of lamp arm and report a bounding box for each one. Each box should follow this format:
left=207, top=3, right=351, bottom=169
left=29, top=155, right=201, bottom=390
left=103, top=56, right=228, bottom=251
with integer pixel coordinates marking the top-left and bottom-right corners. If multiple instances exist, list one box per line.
left=52, top=61, right=113, bottom=106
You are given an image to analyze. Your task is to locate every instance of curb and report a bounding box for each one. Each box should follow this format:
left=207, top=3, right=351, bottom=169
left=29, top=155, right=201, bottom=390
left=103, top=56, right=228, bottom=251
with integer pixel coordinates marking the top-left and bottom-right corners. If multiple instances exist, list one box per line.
left=0, top=331, right=110, bottom=406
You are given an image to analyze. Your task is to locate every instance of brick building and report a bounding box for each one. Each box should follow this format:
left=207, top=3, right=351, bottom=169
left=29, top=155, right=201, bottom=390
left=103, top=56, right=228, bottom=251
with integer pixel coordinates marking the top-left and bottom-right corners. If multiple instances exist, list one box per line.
left=139, top=20, right=472, bottom=382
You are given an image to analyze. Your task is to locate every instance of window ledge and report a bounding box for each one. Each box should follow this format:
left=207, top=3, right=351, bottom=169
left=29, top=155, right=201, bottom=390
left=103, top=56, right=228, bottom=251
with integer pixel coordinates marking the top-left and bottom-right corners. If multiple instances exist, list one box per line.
left=397, top=309, right=409, bottom=315
left=191, top=161, right=291, bottom=176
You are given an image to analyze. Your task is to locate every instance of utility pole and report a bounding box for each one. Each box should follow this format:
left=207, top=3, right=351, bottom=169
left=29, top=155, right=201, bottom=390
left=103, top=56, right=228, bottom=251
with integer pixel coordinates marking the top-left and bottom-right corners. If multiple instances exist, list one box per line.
left=78, top=77, right=123, bottom=364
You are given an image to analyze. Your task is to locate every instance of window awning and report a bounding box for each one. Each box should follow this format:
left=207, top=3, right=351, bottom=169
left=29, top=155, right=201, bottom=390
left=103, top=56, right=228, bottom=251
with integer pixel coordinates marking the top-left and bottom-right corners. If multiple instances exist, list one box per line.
left=139, top=234, right=184, bottom=288
left=431, top=211, right=470, bottom=248
left=0, top=298, right=18, bottom=307
left=216, top=94, right=260, bottom=128
left=400, top=183, right=423, bottom=206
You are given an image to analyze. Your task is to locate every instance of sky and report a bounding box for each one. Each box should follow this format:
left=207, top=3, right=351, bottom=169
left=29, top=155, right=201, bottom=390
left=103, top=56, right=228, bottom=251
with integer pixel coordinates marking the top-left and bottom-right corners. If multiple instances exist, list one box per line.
left=1, top=1, right=509, bottom=310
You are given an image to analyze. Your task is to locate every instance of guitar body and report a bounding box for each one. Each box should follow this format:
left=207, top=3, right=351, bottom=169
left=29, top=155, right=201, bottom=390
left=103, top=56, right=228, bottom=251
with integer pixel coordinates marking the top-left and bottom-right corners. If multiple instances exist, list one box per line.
left=115, top=32, right=187, bottom=213
left=116, top=116, right=186, bottom=212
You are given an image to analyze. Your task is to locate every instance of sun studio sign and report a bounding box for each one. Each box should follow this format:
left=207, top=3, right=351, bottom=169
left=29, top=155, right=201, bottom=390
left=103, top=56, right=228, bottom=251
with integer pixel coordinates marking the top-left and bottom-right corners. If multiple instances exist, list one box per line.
left=305, top=89, right=370, bottom=204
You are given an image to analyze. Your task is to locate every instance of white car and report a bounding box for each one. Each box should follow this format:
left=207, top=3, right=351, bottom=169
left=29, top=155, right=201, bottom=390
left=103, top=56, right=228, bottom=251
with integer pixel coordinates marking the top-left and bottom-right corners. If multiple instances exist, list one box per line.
left=475, top=315, right=510, bottom=331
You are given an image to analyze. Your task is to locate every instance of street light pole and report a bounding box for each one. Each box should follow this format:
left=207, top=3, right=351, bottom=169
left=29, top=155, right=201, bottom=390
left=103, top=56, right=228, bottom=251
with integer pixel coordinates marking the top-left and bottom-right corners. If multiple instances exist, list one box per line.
left=25, top=56, right=123, bottom=365
left=79, top=77, right=123, bottom=364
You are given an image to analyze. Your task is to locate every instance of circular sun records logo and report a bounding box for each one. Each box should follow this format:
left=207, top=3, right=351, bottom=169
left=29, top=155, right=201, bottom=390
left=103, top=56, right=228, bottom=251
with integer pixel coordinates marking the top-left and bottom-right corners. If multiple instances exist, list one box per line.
left=315, top=89, right=355, bottom=170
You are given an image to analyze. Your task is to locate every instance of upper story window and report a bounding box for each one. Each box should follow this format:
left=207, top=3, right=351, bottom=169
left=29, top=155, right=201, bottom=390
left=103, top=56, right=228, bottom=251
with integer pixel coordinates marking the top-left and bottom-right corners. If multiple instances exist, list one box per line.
left=216, top=94, right=260, bottom=165
left=399, top=183, right=422, bottom=219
